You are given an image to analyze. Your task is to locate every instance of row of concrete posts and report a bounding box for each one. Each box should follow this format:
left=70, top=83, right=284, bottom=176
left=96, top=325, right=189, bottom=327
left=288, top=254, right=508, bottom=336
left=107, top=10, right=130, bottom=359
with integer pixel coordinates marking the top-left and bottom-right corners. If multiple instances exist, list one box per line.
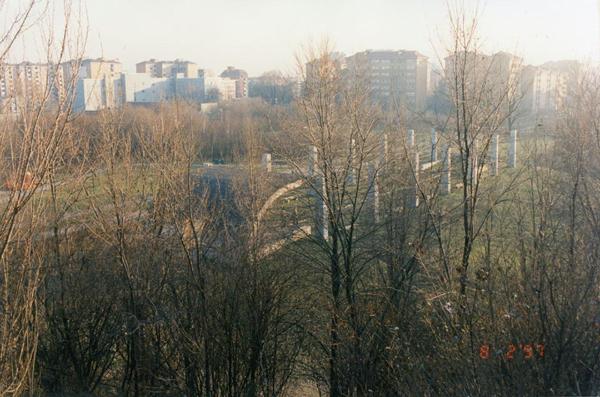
left=255, top=128, right=519, bottom=241
left=406, top=128, right=519, bottom=200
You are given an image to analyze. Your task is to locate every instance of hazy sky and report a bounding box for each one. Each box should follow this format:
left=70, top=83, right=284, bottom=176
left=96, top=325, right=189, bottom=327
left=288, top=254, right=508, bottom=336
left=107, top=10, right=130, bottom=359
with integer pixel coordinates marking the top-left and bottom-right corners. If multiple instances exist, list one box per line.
left=13, top=0, right=600, bottom=75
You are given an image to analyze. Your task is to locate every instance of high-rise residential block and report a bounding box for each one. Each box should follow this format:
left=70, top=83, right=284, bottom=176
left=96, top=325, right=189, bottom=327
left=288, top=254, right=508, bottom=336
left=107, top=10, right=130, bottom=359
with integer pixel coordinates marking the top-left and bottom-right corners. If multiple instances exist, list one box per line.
left=220, top=66, right=248, bottom=98
left=0, top=62, right=53, bottom=113
left=72, top=58, right=123, bottom=111
left=520, top=60, right=580, bottom=119
left=201, top=69, right=236, bottom=101
left=346, top=50, right=430, bottom=111
left=136, top=59, right=198, bottom=78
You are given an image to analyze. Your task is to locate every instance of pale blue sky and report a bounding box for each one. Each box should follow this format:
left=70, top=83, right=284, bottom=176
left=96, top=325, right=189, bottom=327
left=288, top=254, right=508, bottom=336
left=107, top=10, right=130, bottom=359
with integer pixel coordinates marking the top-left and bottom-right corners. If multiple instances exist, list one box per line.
left=11, top=0, right=600, bottom=76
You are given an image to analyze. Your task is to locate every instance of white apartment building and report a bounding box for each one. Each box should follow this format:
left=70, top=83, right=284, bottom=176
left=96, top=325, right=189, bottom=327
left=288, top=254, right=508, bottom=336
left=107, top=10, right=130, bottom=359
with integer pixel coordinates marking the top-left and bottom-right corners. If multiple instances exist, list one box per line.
left=0, top=62, right=53, bottom=113
left=120, top=72, right=206, bottom=104
left=202, top=70, right=236, bottom=101
left=0, top=57, right=245, bottom=113
left=136, top=59, right=198, bottom=78
left=173, top=77, right=205, bottom=102
left=444, top=51, right=523, bottom=96
left=120, top=73, right=170, bottom=103
left=519, top=60, right=582, bottom=121
left=220, top=66, right=248, bottom=98
left=72, top=58, right=123, bottom=112
left=521, top=65, right=567, bottom=115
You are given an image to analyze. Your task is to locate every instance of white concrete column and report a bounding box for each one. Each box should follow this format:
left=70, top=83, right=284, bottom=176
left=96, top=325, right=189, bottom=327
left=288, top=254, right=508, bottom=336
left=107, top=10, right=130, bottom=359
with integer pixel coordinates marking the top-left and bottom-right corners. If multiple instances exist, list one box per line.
left=467, top=153, right=478, bottom=186
left=261, top=153, right=272, bottom=172
left=367, top=163, right=380, bottom=223
left=308, top=145, right=317, bottom=177
left=407, top=129, right=415, bottom=148
left=348, top=138, right=356, bottom=184
left=508, top=129, right=518, bottom=168
left=411, top=151, right=420, bottom=208
left=472, top=153, right=479, bottom=186
left=490, top=134, right=499, bottom=176
left=467, top=139, right=478, bottom=186
left=308, top=145, right=328, bottom=240
left=441, top=145, right=451, bottom=194
left=379, top=133, right=388, bottom=168
left=316, top=174, right=328, bottom=240
left=431, top=128, right=438, bottom=162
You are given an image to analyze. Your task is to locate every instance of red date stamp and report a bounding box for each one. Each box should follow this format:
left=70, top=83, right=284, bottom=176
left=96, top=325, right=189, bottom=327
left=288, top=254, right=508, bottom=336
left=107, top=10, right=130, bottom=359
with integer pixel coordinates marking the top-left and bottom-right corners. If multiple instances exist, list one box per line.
left=479, top=343, right=544, bottom=360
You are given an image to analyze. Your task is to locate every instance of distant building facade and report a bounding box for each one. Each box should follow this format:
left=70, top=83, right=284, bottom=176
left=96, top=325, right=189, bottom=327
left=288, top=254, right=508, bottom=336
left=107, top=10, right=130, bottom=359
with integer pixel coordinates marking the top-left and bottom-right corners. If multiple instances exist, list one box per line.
left=346, top=50, right=430, bottom=111
left=202, top=70, right=236, bottom=101
left=443, top=50, right=523, bottom=126
left=120, top=73, right=170, bottom=103
left=0, top=58, right=125, bottom=113
left=72, top=58, right=123, bottom=112
left=220, top=66, right=248, bottom=98
left=136, top=59, right=198, bottom=78
left=249, top=71, right=297, bottom=105
left=3, top=50, right=582, bottom=118
left=0, top=62, right=52, bottom=113
left=521, top=65, right=566, bottom=115
left=304, top=52, right=346, bottom=89
left=443, top=51, right=522, bottom=96
left=520, top=60, right=581, bottom=121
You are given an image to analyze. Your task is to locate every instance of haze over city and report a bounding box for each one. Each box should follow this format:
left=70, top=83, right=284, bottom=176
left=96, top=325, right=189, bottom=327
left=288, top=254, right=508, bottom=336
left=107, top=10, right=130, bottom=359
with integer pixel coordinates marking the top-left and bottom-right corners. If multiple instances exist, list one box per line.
left=8, top=0, right=600, bottom=74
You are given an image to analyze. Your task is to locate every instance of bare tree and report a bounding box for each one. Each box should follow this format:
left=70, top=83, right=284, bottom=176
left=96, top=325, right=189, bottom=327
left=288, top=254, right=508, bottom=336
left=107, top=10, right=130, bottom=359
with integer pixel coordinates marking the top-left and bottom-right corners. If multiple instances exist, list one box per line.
left=0, top=1, right=85, bottom=394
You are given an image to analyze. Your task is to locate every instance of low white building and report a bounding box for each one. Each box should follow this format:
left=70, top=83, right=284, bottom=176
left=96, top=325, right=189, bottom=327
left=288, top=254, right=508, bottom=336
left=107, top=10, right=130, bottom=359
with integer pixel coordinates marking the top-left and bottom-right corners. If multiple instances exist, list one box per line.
left=120, top=73, right=170, bottom=103
left=173, top=76, right=204, bottom=102
left=73, top=77, right=122, bottom=112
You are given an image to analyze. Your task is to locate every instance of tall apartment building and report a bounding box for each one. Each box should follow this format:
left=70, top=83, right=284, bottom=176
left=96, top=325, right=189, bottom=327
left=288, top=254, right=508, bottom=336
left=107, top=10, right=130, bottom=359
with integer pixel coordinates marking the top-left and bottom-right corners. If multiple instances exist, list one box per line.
left=520, top=60, right=581, bottom=119
left=444, top=51, right=522, bottom=92
left=0, top=57, right=247, bottom=113
left=220, top=66, right=248, bottom=98
left=201, top=69, right=236, bottom=101
left=0, top=62, right=54, bottom=113
left=120, top=73, right=170, bottom=103
left=521, top=65, right=567, bottom=115
left=540, top=60, right=582, bottom=97
left=444, top=50, right=522, bottom=123
left=120, top=72, right=205, bottom=104
left=72, top=58, right=123, bottom=111
left=491, top=52, right=523, bottom=88
left=304, top=52, right=347, bottom=89
left=136, top=59, right=198, bottom=78
left=122, top=62, right=243, bottom=106
left=79, top=58, right=122, bottom=80
left=429, top=65, right=443, bottom=95
left=346, top=50, right=430, bottom=111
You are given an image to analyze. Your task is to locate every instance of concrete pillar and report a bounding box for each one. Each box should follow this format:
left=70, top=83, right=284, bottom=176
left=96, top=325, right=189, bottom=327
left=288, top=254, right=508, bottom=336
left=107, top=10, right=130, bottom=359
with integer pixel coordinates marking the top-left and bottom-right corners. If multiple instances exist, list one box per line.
left=410, top=151, right=420, bottom=208
left=472, top=152, right=478, bottom=186
left=466, top=139, right=478, bottom=186
left=407, top=129, right=415, bottom=148
left=308, top=145, right=328, bottom=240
left=490, top=134, right=499, bottom=176
left=431, top=128, right=438, bottom=162
left=508, top=129, right=518, bottom=168
left=261, top=153, right=272, bottom=172
left=348, top=138, right=356, bottom=184
left=467, top=151, right=478, bottom=186
left=308, top=145, right=317, bottom=177
left=316, top=174, right=328, bottom=240
left=379, top=133, right=388, bottom=168
left=441, top=145, right=451, bottom=194
left=367, top=163, right=379, bottom=223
